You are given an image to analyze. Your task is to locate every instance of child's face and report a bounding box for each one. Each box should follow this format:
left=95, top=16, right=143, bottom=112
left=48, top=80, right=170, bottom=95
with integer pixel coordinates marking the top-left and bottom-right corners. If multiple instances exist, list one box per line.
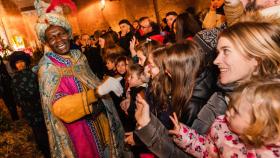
left=226, top=95, right=252, bottom=135
left=15, top=60, right=26, bottom=71
left=116, top=61, right=126, bottom=75
left=106, top=60, right=115, bottom=70
left=137, top=50, right=146, bottom=66
left=127, top=72, right=143, bottom=88
left=166, top=15, right=177, bottom=29
left=210, top=0, right=224, bottom=9
left=132, top=22, right=139, bottom=29
left=144, top=55, right=159, bottom=79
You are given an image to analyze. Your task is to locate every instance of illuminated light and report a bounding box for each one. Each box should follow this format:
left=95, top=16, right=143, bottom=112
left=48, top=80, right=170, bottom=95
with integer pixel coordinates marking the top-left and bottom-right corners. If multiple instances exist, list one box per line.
left=100, top=0, right=105, bottom=10
left=12, top=35, right=25, bottom=50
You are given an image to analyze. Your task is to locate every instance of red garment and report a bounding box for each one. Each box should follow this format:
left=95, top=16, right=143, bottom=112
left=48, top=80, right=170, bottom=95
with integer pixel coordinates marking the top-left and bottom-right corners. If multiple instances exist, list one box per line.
left=140, top=153, right=155, bottom=158
left=149, top=34, right=165, bottom=44
left=46, top=0, right=77, bottom=13
left=186, top=36, right=193, bottom=40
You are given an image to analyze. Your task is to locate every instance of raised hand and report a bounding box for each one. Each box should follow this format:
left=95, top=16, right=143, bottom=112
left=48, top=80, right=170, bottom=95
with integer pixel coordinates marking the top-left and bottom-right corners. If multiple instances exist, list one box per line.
left=169, top=112, right=181, bottom=137
left=129, top=36, right=137, bottom=57
left=135, top=94, right=151, bottom=128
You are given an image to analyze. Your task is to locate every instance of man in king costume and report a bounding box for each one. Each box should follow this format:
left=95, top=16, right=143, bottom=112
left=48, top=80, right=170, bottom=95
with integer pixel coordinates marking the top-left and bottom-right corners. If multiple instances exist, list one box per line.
left=34, top=0, right=125, bottom=157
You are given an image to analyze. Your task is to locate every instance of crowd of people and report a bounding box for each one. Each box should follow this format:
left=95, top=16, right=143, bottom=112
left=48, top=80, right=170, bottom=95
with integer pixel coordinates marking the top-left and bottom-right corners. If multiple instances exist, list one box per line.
left=0, top=0, right=280, bottom=157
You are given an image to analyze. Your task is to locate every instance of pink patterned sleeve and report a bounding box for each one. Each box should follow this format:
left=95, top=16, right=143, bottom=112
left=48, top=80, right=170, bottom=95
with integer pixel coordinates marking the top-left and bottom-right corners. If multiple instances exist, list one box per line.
left=173, top=123, right=213, bottom=157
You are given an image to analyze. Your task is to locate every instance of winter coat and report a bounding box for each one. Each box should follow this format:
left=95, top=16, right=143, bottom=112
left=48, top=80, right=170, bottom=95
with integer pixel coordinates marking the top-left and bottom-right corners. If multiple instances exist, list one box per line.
left=135, top=114, right=193, bottom=158
left=180, top=66, right=218, bottom=126
left=191, top=83, right=235, bottom=135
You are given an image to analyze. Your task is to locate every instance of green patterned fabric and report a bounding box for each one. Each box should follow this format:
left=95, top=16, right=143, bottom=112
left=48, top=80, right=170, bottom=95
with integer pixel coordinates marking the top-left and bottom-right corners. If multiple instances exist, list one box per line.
left=38, top=49, right=125, bottom=158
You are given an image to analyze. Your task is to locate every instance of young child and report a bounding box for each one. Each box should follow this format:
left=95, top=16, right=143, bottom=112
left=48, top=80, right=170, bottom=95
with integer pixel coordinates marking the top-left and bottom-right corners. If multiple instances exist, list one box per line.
left=170, top=79, right=280, bottom=158
left=124, top=64, right=152, bottom=157
left=9, top=51, right=50, bottom=158
left=126, top=64, right=147, bottom=130
left=104, top=53, right=119, bottom=77
left=116, top=55, right=127, bottom=77
left=135, top=40, right=161, bottom=66
left=115, top=56, right=128, bottom=98
left=104, top=54, right=125, bottom=125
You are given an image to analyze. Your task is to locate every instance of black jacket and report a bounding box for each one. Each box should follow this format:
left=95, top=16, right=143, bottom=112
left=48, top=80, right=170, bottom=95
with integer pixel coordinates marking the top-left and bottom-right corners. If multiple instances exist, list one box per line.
left=191, top=82, right=236, bottom=134
left=180, top=66, right=218, bottom=126
left=119, top=31, right=134, bottom=56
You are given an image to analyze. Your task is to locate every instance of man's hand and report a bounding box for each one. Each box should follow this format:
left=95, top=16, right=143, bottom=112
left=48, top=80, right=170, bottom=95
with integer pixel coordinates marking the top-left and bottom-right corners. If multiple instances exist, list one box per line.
left=97, top=77, right=123, bottom=96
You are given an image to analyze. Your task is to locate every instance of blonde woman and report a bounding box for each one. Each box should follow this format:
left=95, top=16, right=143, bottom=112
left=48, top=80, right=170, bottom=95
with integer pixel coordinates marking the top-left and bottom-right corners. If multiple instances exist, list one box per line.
left=192, top=20, right=280, bottom=134
left=134, top=20, right=280, bottom=158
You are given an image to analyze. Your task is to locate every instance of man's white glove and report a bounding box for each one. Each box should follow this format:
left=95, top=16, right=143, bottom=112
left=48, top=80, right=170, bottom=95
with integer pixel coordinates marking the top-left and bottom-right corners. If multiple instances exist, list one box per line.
left=225, top=0, right=241, bottom=6
left=97, top=77, right=123, bottom=97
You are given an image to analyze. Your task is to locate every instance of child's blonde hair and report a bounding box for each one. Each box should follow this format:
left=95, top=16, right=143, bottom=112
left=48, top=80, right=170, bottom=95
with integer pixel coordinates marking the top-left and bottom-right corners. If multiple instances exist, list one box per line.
left=229, top=78, right=280, bottom=147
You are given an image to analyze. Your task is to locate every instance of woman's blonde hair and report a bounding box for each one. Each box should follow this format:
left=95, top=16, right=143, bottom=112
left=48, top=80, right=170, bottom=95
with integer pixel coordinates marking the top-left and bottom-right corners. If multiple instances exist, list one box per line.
left=229, top=78, right=280, bottom=147
left=219, top=21, right=280, bottom=78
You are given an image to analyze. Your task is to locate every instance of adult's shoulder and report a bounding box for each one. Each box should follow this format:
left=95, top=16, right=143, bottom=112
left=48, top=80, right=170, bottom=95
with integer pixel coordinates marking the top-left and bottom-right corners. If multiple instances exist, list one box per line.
left=37, top=54, right=58, bottom=80
left=70, top=49, right=88, bottom=62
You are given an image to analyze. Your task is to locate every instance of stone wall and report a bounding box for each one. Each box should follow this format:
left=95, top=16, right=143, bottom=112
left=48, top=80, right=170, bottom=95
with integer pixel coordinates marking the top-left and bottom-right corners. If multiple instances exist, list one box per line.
left=0, top=0, right=29, bottom=47
left=0, top=0, right=211, bottom=47
left=73, top=0, right=209, bottom=35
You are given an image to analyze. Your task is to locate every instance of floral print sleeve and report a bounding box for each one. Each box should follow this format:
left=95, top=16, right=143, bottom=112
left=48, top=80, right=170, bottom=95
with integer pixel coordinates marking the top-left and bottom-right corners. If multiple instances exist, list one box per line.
left=173, top=123, right=215, bottom=158
left=174, top=116, right=280, bottom=158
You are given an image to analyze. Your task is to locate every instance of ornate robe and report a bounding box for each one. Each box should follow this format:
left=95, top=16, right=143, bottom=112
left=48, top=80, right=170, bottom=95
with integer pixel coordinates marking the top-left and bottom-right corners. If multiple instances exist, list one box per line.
left=38, top=49, right=124, bottom=158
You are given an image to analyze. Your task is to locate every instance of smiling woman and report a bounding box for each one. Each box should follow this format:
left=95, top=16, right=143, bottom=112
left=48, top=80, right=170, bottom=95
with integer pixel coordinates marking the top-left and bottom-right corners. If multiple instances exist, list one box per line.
left=192, top=19, right=280, bottom=135
left=214, top=36, right=258, bottom=85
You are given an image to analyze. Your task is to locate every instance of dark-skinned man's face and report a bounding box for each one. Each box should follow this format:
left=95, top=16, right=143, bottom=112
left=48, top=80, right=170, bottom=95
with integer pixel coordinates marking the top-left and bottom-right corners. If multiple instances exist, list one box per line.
left=45, top=25, right=70, bottom=55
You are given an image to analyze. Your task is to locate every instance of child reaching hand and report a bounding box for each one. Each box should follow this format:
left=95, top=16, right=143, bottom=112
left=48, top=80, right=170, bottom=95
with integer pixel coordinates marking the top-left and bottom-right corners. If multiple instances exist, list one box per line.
left=123, top=64, right=152, bottom=157
left=170, top=79, right=280, bottom=158
left=122, top=64, right=147, bottom=132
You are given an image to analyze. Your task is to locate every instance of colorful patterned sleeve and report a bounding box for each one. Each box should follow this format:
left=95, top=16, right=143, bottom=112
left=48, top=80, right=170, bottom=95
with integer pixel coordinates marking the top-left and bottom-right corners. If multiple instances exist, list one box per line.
left=173, top=123, right=211, bottom=157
